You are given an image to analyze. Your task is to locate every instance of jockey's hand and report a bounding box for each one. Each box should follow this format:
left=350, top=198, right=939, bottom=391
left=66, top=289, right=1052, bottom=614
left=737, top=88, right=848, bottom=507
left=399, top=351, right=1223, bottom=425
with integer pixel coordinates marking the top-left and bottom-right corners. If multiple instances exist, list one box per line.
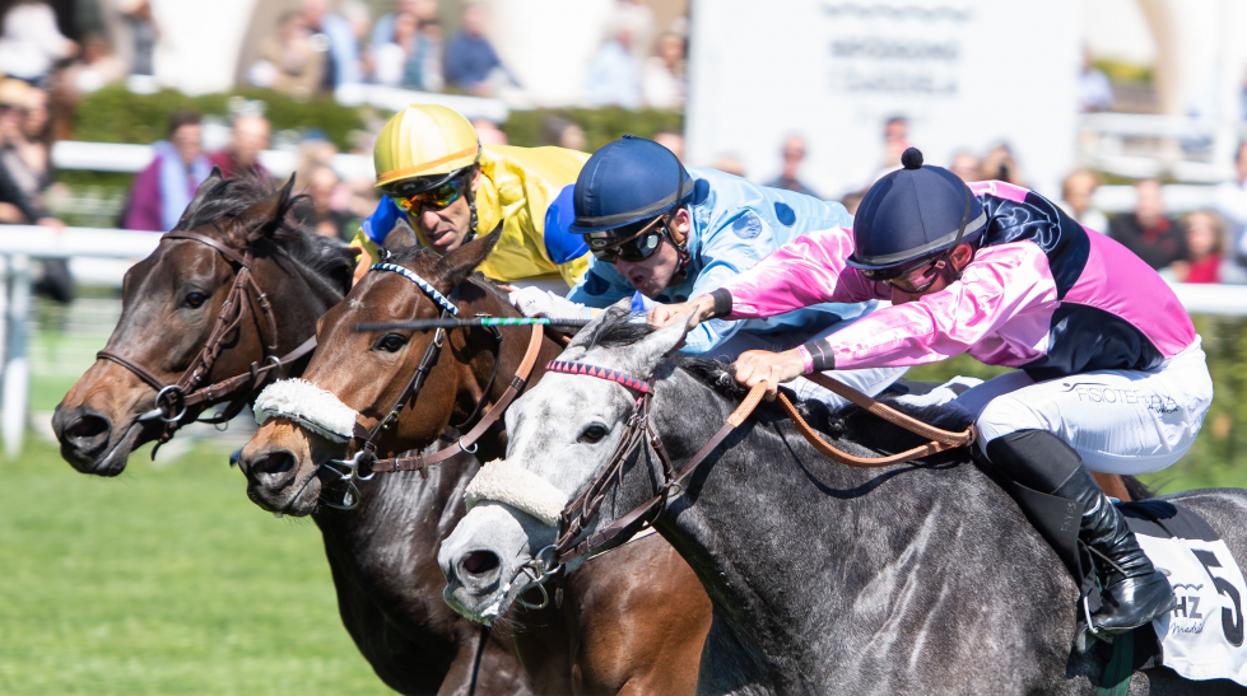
left=648, top=294, right=716, bottom=330
left=508, top=286, right=592, bottom=320
left=733, top=349, right=806, bottom=400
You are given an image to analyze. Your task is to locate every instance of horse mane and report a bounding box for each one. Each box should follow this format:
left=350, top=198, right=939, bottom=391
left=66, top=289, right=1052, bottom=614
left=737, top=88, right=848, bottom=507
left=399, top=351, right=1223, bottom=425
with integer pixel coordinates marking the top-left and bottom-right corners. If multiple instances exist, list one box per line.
left=177, top=174, right=355, bottom=296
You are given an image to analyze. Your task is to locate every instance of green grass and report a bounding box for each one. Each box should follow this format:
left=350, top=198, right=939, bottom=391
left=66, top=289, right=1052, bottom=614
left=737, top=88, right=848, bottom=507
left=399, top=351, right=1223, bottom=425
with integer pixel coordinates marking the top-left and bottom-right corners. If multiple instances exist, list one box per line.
left=0, top=439, right=388, bottom=696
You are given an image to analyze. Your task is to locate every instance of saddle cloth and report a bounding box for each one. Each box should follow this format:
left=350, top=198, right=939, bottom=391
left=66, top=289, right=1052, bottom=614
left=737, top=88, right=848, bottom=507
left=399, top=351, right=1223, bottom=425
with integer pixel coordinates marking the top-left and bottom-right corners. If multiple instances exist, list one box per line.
left=1124, top=500, right=1247, bottom=685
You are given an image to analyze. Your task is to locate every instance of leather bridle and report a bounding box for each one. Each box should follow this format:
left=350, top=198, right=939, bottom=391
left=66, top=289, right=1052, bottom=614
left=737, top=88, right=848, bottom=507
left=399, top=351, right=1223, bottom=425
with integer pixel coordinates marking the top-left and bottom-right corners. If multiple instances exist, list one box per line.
left=96, top=230, right=317, bottom=448
left=320, top=269, right=547, bottom=510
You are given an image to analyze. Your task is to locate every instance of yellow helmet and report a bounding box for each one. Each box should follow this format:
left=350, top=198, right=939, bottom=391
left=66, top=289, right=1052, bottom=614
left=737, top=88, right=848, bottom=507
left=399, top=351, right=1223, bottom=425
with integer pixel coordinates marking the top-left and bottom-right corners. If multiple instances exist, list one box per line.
left=373, top=103, right=480, bottom=191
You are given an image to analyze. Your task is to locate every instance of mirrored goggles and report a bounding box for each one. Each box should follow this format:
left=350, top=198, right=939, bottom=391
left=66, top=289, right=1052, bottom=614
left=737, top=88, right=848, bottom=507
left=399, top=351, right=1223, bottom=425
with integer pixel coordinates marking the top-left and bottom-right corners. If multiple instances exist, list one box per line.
left=390, top=178, right=464, bottom=214
left=586, top=216, right=670, bottom=263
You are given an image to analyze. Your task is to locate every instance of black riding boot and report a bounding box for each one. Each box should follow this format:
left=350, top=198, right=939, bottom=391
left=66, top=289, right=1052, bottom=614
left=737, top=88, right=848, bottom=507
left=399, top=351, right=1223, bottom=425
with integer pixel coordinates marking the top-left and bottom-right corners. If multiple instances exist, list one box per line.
left=986, top=429, right=1174, bottom=634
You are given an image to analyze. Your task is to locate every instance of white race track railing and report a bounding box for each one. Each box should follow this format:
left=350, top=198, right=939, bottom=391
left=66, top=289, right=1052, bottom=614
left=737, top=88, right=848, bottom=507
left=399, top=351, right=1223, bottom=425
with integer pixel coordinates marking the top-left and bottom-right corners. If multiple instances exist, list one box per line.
left=3, top=225, right=1247, bottom=456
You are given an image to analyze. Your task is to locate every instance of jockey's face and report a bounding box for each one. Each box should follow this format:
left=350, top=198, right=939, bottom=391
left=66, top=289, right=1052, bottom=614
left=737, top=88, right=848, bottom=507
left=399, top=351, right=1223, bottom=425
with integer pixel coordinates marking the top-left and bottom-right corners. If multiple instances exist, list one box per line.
left=888, top=242, right=975, bottom=305
left=409, top=170, right=481, bottom=253
left=615, top=207, right=691, bottom=298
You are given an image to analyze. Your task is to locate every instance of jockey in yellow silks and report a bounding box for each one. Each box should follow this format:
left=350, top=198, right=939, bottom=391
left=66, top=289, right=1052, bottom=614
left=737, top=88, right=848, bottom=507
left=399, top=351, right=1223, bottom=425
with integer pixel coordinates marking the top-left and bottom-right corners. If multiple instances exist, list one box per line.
left=351, top=103, right=591, bottom=286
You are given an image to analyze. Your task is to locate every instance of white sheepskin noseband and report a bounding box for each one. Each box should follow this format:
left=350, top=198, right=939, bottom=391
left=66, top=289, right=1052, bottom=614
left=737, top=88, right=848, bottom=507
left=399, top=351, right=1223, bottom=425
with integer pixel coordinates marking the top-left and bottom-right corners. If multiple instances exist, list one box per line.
left=465, top=460, right=570, bottom=527
left=253, top=378, right=359, bottom=442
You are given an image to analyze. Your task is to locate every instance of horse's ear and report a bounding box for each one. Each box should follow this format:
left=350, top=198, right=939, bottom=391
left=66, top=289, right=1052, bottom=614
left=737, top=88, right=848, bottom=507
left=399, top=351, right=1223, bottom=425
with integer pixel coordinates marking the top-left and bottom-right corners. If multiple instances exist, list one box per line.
left=438, top=225, right=501, bottom=289
left=567, top=298, right=631, bottom=349
left=235, top=174, right=296, bottom=245
left=173, top=168, right=225, bottom=230
left=629, top=307, right=698, bottom=372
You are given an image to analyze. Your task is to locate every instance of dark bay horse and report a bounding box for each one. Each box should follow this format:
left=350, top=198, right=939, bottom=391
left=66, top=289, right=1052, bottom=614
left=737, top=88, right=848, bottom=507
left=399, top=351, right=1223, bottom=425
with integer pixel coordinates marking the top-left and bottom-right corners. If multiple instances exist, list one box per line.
left=237, top=232, right=712, bottom=694
left=50, top=174, right=470, bottom=695
left=53, top=172, right=353, bottom=474
left=441, top=305, right=1247, bottom=694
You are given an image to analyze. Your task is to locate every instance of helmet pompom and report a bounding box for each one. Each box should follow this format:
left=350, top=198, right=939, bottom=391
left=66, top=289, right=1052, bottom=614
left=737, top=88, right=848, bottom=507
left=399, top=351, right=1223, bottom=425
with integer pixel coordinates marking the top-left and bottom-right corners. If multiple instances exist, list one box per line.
left=901, top=147, right=924, bottom=170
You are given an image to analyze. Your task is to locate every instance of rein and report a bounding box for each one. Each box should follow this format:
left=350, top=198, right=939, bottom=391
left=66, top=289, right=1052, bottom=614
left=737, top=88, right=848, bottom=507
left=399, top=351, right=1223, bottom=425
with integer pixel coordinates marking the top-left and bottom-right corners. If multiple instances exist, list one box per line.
left=96, top=230, right=316, bottom=448
left=522, top=362, right=976, bottom=577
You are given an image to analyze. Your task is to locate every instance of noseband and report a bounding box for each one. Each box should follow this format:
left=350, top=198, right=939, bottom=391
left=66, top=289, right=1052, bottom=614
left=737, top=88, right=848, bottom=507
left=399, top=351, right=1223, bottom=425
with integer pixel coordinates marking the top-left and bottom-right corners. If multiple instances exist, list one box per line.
left=96, top=230, right=315, bottom=448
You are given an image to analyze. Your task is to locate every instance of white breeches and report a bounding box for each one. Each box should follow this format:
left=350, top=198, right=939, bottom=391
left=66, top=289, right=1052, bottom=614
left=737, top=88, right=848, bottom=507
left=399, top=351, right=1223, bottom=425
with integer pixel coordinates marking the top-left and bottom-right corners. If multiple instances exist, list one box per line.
left=951, top=338, right=1213, bottom=475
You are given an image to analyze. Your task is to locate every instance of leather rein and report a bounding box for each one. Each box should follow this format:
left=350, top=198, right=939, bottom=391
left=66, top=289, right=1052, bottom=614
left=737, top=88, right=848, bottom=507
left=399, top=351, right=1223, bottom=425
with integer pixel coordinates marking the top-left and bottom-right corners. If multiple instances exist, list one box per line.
left=525, top=362, right=976, bottom=580
left=321, top=271, right=547, bottom=510
left=96, top=230, right=316, bottom=447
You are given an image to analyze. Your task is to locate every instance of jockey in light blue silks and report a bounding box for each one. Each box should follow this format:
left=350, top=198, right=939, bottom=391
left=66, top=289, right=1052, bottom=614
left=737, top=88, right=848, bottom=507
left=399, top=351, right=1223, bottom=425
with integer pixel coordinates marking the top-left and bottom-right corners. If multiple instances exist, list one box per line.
left=508, top=135, right=906, bottom=410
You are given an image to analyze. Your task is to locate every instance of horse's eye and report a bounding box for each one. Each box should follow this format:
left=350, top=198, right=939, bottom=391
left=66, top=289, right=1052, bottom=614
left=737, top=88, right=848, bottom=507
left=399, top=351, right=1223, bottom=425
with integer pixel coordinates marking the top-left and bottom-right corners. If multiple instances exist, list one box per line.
left=375, top=333, right=407, bottom=353
left=183, top=291, right=208, bottom=309
left=579, top=424, right=609, bottom=444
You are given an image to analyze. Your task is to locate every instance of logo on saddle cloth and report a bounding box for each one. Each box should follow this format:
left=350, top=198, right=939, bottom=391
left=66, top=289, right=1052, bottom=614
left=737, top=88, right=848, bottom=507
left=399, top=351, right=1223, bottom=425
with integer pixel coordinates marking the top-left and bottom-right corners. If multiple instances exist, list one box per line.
left=1124, top=500, right=1247, bottom=685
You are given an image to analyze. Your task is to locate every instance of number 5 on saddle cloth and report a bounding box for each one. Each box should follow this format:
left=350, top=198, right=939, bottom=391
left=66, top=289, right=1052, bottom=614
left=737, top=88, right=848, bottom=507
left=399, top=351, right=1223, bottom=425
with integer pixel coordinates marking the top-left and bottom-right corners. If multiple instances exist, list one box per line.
left=1013, top=483, right=1247, bottom=686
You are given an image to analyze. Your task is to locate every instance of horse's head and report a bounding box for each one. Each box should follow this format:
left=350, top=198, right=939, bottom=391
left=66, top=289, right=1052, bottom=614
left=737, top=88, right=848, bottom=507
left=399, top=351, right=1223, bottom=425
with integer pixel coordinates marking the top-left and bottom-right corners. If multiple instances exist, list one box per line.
left=237, top=230, right=501, bottom=515
left=52, top=171, right=352, bottom=475
left=438, top=304, right=699, bottom=624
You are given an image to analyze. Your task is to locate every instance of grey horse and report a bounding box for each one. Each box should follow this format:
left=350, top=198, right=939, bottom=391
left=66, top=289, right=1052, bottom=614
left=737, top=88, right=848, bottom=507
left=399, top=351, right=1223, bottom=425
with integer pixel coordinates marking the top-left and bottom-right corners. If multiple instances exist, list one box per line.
left=439, top=304, right=1247, bottom=694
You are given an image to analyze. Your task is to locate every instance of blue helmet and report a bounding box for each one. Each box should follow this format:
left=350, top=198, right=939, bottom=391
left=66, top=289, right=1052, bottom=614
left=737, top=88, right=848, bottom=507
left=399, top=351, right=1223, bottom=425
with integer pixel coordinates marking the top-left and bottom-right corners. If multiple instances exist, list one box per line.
left=846, top=147, right=987, bottom=275
left=569, top=135, right=695, bottom=237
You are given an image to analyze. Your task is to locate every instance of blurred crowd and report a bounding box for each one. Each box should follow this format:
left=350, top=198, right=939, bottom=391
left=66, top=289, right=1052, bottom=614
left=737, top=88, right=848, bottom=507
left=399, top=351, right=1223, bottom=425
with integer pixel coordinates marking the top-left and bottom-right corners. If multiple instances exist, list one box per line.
left=246, top=0, right=686, bottom=108
left=4, top=0, right=1247, bottom=310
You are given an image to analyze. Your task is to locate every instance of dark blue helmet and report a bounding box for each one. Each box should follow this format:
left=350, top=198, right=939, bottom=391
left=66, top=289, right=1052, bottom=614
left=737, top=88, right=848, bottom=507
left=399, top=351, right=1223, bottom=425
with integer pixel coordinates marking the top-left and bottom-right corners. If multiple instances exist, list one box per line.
left=847, top=147, right=986, bottom=275
left=569, top=135, right=695, bottom=238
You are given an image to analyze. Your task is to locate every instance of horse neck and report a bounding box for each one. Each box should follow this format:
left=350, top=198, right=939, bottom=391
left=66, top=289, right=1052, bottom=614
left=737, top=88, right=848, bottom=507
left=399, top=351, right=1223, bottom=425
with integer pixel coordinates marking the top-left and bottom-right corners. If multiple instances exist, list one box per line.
left=252, top=243, right=344, bottom=354
left=640, top=367, right=993, bottom=685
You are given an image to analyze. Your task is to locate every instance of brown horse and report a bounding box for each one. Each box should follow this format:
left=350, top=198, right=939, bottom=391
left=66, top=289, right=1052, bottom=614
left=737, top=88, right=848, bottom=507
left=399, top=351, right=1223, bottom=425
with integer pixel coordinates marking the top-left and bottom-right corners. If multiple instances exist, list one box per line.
left=237, top=231, right=711, bottom=694
left=51, top=174, right=492, bottom=695
left=53, top=172, right=353, bottom=474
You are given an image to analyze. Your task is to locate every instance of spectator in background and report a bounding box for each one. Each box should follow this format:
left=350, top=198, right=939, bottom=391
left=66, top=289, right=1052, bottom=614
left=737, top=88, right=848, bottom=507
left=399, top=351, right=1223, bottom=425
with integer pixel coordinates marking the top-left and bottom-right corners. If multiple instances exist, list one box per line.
left=115, top=0, right=157, bottom=78
left=979, top=141, right=1026, bottom=186
left=642, top=30, right=686, bottom=109
left=373, top=5, right=443, bottom=91
left=472, top=117, right=508, bottom=146
left=0, top=79, right=71, bottom=302
left=123, top=109, right=212, bottom=232
left=948, top=149, right=980, bottom=183
left=1059, top=167, right=1108, bottom=232
left=0, top=80, right=57, bottom=226
left=866, top=115, right=909, bottom=184
left=13, top=83, right=51, bottom=185
left=540, top=115, right=584, bottom=151
left=303, top=0, right=363, bottom=91
left=370, top=0, right=437, bottom=56
left=1079, top=48, right=1114, bottom=113
left=766, top=133, right=819, bottom=198
left=711, top=152, right=746, bottom=178
left=612, top=0, right=653, bottom=61
left=63, top=33, right=126, bottom=96
left=840, top=189, right=865, bottom=216
left=209, top=112, right=271, bottom=180
left=302, top=164, right=353, bottom=240
left=250, top=10, right=324, bottom=98
left=652, top=130, right=684, bottom=160
left=1214, top=139, right=1247, bottom=266
left=1108, top=178, right=1184, bottom=270
left=444, top=3, right=506, bottom=95
left=1168, top=210, right=1236, bottom=284
left=0, top=1, right=76, bottom=84
left=583, top=16, right=642, bottom=108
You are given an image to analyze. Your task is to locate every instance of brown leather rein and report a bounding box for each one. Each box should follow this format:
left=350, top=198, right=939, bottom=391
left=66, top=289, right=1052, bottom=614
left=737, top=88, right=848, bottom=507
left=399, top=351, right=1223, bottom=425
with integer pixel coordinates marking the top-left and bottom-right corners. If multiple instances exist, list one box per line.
left=530, top=364, right=975, bottom=575
left=96, top=230, right=316, bottom=446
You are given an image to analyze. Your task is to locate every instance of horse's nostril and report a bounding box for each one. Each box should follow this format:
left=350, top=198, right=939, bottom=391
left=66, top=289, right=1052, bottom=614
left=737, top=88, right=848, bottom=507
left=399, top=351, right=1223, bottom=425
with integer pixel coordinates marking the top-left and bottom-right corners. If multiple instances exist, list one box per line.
left=462, top=550, right=501, bottom=577
left=66, top=413, right=109, bottom=441
left=250, top=450, right=297, bottom=477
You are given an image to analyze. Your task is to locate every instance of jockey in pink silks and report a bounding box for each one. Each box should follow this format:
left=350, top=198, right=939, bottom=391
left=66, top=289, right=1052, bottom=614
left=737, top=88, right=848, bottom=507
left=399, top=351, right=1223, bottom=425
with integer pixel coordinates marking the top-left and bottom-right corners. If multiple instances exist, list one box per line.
left=651, top=147, right=1212, bottom=637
